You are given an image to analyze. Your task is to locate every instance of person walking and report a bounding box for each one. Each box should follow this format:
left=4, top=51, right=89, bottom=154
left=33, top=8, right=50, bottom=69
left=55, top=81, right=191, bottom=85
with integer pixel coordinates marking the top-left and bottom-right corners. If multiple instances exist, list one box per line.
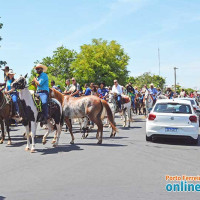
left=148, top=83, right=158, bottom=104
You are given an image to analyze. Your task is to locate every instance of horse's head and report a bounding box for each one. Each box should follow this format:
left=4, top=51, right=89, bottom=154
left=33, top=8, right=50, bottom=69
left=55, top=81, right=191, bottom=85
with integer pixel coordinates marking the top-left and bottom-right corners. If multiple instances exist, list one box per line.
left=12, top=74, right=28, bottom=90
left=108, top=93, right=115, bottom=103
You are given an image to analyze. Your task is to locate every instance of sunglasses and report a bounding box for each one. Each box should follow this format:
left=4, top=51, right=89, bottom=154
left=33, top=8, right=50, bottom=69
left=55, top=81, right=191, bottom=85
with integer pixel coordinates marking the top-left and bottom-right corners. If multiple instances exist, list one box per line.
left=114, top=82, right=117, bottom=83
left=72, top=80, right=75, bottom=81
left=36, top=68, right=42, bottom=71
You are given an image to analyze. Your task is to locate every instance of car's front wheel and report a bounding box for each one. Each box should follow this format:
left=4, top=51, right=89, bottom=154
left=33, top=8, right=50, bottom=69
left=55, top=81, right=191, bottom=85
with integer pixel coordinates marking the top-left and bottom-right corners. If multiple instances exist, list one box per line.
left=146, top=135, right=152, bottom=141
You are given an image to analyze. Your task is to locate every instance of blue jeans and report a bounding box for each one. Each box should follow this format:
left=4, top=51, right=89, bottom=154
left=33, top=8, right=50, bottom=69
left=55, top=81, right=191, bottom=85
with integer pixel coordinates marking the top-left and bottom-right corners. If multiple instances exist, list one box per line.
left=131, top=96, right=135, bottom=108
left=117, top=95, right=122, bottom=109
left=11, top=92, right=19, bottom=113
left=37, top=91, right=49, bottom=119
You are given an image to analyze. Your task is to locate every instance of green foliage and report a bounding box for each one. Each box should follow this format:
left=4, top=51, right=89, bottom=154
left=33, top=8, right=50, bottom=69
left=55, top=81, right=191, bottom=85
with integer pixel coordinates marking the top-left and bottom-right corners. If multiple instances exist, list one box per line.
left=29, top=46, right=77, bottom=89
left=28, top=69, right=66, bottom=91
left=126, top=76, right=135, bottom=84
left=70, top=38, right=130, bottom=86
left=33, top=46, right=77, bottom=80
left=185, top=88, right=195, bottom=94
left=0, top=17, right=7, bottom=68
left=132, top=72, right=166, bottom=89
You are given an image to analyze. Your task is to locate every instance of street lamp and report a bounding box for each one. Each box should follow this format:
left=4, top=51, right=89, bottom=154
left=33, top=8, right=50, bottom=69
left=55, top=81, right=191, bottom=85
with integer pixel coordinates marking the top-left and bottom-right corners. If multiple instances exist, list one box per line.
left=174, top=67, right=178, bottom=93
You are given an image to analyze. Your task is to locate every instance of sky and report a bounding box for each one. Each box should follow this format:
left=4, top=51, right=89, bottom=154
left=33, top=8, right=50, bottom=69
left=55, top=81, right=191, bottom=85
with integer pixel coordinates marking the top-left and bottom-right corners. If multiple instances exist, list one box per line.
left=0, top=0, right=200, bottom=89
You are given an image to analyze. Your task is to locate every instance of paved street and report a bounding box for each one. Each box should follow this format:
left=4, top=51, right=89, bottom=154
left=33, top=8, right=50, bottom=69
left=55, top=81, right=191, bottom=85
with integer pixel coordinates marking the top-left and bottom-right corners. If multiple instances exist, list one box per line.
left=0, top=114, right=200, bottom=200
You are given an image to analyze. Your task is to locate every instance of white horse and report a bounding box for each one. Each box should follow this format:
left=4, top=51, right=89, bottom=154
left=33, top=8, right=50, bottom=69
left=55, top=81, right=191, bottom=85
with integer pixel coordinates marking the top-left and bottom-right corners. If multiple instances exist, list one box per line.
left=12, top=75, right=63, bottom=152
left=108, top=93, right=132, bottom=127
left=144, top=90, right=154, bottom=114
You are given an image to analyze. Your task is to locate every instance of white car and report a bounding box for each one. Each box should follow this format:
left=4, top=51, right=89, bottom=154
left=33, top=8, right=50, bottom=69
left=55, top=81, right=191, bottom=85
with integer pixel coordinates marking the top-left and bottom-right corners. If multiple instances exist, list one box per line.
left=146, top=99, right=199, bottom=144
left=179, top=97, right=200, bottom=126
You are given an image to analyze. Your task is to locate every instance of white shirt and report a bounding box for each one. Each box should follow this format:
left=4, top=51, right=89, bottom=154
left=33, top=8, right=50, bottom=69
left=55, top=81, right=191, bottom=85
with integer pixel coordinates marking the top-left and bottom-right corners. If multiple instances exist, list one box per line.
left=112, top=84, right=123, bottom=95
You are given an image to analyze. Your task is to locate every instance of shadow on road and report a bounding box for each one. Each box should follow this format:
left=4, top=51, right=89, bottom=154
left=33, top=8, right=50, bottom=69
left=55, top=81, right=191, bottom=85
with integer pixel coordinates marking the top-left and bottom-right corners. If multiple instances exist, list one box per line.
left=38, top=144, right=84, bottom=155
left=119, top=126, right=142, bottom=130
left=149, top=137, right=200, bottom=147
left=6, top=141, right=27, bottom=147
left=74, top=143, right=127, bottom=147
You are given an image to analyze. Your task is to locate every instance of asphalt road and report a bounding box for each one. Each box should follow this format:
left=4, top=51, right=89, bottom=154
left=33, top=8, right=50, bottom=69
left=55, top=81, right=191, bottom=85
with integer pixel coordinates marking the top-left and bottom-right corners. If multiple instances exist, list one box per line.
left=0, top=114, right=200, bottom=200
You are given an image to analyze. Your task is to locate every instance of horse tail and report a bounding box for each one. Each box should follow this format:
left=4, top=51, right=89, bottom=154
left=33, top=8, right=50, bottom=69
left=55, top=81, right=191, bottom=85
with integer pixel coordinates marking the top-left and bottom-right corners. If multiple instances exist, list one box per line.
left=101, top=99, right=117, bottom=132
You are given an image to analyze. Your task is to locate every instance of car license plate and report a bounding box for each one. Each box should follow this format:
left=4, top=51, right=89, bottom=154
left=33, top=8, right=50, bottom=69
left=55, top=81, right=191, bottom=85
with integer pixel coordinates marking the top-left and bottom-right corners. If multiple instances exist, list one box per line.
left=165, top=127, right=178, bottom=132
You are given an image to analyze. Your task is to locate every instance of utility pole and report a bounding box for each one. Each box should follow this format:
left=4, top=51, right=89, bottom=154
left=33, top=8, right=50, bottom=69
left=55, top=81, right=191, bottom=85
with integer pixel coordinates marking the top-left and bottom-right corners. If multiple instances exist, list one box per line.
left=174, top=67, right=178, bottom=93
left=158, top=48, right=160, bottom=76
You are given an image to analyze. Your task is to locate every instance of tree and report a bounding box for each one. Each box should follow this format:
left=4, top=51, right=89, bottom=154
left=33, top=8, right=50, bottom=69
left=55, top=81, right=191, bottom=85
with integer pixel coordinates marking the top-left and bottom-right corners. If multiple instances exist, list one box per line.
left=0, top=17, right=7, bottom=68
left=29, top=46, right=77, bottom=89
left=70, top=38, right=130, bottom=86
left=126, top=76, right=135, bottom=84
left=133, top=72, right=166, bottom=89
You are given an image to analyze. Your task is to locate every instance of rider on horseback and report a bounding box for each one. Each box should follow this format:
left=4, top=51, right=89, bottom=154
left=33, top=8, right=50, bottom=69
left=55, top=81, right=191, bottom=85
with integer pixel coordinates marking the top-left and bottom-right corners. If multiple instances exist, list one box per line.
left=4, top=69, right=20, bottom=117
left=98, top=82, right=109, bottom=100
left=112, top=80, right=123, bottom=112
left=32, top=64, right=49, bottom=124
left=126, top=82, right=135, bottom=109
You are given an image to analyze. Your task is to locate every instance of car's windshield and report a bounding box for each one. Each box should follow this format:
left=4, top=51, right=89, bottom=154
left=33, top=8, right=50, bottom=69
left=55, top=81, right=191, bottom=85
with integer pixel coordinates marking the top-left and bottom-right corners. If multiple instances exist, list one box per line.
left=154, top=103, right=192, bottom=114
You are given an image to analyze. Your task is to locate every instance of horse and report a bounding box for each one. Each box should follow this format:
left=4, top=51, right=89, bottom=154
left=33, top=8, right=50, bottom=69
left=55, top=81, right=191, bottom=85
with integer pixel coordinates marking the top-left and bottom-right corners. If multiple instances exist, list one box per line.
left=136, top=92, right=146, bottom=116
left=144, top=90, right=154, bottom=115
left=108, top=93, right=132, bottom=127
left=0, top=90, right=12, bottom=145
left=49, top=89, right=117, bottom=144
left=134, top=93, right=141, bottom=115
left=11, top=74, right=63, bottom=152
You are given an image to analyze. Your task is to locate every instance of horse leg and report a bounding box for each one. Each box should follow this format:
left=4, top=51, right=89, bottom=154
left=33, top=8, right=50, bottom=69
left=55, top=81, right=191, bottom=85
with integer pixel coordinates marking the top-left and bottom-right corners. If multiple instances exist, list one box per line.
left=144, top=107, right=146, bottom=116
left=5, top=119, right=11, bottom=145
left=127, top=107, right=131, bottom=128
left=0, top=120, right=5, bottom=144
left=53, top=124, right=61, bottom=147
left=122, top=108, right=126, bottom=127
left=65, top=117, right=74, bottom=144
left=78, top=118, right=83, bottom=133
left=25, top=125, right=31, bottom=151
left=88, top=113, right=103, bottom=144
left=43, top=121, right=54, bottom=145
left=30, top=121, right=36, bottom=153
left=82, top=117, right=88, bottom=139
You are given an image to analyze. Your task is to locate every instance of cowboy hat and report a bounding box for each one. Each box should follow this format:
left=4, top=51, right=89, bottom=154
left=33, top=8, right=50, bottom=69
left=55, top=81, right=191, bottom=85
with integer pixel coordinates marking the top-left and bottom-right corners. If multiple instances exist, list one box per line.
left=34, top=64, right=48, bottom=72
left=150, top=83, right=154, bottom=86
left=1, top=66, right=9, bottom=71
left=8, top=69, right=16, bottom=75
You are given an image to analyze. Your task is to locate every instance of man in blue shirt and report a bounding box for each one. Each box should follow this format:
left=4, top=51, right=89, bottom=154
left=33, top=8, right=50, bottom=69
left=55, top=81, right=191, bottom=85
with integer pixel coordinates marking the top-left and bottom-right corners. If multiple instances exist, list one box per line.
left=33, top=64, right=49, bottom=124
left=98, top=82, right=108, bottom=100
left=84, top=83, right=91, bottom=96
left=148, top=83, right=158, bottom=104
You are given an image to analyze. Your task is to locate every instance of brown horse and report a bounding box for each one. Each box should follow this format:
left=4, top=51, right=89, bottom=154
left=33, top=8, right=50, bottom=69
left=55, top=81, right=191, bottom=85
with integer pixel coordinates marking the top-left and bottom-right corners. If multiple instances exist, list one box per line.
left=49, top=88, right=117, bottom=144
left=0, top=90, right=12, bottom=145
